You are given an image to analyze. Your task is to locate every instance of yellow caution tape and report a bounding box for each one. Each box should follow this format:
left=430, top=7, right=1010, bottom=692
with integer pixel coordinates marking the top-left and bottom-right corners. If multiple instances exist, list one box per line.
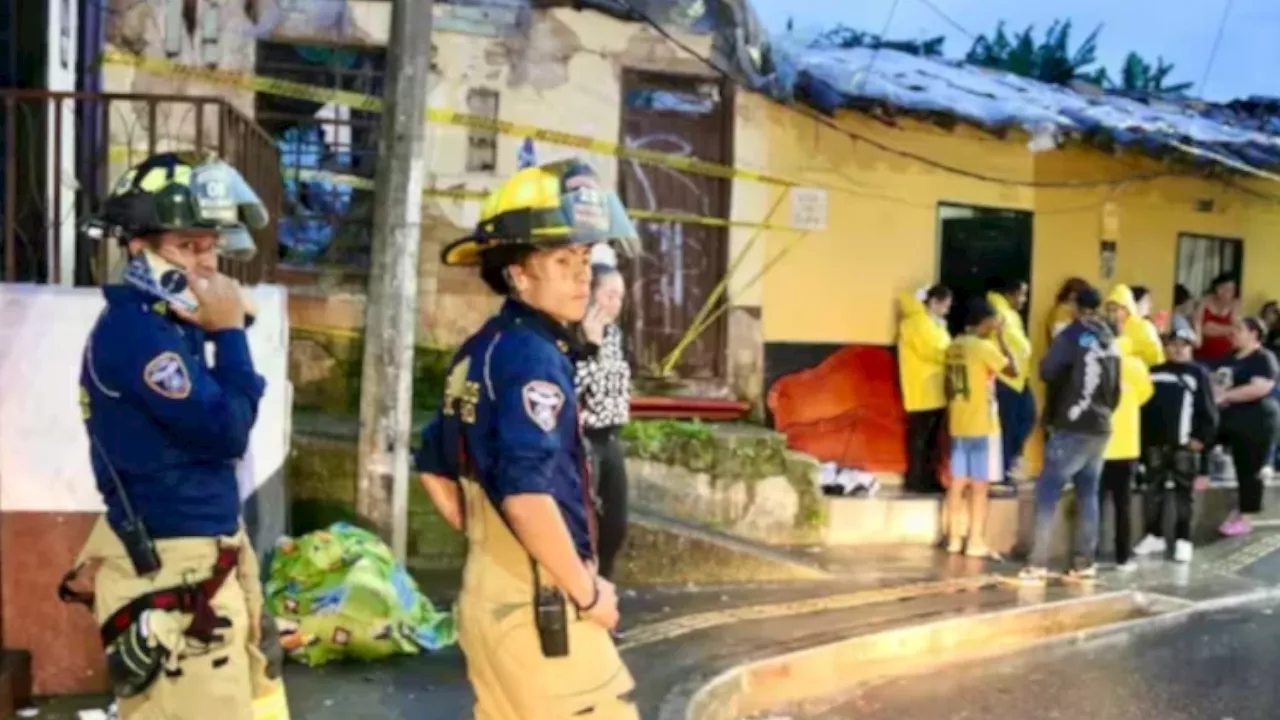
left=101, top=49, right=799, bottom=189
left=105, top=144, right=803, bottom=232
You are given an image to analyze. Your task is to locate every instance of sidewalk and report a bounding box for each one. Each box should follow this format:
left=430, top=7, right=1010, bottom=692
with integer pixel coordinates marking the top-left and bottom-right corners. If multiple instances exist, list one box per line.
left=34, top=536, right=1280, bottom=719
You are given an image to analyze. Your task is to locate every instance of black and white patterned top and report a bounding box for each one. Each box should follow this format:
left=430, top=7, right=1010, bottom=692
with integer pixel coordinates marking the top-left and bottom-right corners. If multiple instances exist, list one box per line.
left=575, top=323, right=632, bottom=429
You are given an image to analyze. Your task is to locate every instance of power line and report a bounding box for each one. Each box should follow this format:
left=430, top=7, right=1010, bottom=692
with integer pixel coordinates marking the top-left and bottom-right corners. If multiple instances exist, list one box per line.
left=617, top=0, right=1172, bottom=189
left=857, top=0, right=903, bottom=93
left=912, top=0, right=975, bottom=41
left=1198, top=0, right=1235, bottom=95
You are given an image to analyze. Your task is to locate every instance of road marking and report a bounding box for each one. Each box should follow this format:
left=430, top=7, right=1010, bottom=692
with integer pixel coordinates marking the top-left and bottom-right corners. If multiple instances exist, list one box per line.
left=617, top=574, right=1002, bottom=651
left=1217, top=533, right=1280, bottom=575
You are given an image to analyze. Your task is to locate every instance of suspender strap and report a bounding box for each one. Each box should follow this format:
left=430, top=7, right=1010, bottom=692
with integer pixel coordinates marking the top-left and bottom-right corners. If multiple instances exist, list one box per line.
left=98, top=547, right=239, bottom=648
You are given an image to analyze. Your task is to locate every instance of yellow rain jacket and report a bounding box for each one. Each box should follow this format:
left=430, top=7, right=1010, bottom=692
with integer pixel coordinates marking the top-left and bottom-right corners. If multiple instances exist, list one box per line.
left=1105, top=337, right=1154, bottom=461
left=1107, top=284, right=1165, bottom=368
left=897, top=291, right=952, bottom=412
left=987, top=291, right=1032, bottom=392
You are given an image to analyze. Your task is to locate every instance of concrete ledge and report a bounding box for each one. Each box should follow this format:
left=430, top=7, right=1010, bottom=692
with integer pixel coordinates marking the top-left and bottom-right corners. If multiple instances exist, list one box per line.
left=683, top=591, right=1194, bottom=720
left=822, top=484, right=1280, bottom=560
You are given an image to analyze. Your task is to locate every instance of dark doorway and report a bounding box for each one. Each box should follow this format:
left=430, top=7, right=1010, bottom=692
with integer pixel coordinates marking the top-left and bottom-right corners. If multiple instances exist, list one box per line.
left=937, top=203, right=1034, bottom=337
left=616, top=70, right=732, bottom=381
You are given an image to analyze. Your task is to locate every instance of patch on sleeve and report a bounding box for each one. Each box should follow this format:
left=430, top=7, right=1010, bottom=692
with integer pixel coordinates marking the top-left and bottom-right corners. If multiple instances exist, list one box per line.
left=522, top=380, right=566, bottom=433
left=143, top=351, right=192, bottom=400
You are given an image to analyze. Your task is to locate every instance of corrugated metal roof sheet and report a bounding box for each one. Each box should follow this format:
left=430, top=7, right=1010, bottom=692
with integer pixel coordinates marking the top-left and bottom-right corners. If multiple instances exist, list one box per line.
left=768, top=41, right=1280, bottom=172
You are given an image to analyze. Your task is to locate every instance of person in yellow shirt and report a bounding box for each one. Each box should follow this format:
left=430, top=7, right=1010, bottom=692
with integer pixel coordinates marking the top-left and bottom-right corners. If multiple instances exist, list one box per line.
left=898, top=285, right=954, bottom=494
left=1106, top=284, right=1165, bottom=367
left=944, top=298, right=1018, bottom=558
left=1097, top=336, right=1154, bottom=573
left=987, top=278, right=1034, bottom=486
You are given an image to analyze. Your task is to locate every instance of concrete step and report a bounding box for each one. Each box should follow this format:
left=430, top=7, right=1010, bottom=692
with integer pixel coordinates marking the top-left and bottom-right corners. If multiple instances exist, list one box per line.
left=824, top=491, right=1021, bottom=556
left=820, top=485, right=1280, bottom=562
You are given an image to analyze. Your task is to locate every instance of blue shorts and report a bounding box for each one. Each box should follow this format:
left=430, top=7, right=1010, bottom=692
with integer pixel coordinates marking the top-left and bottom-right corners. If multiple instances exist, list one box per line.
left=950, top=435, right=1004, bottom=482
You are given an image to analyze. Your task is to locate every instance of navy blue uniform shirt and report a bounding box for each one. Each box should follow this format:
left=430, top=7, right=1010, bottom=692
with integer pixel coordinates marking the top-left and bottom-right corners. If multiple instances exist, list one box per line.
left=80, top=285, right=266, bottom=539
left=415, top=299, right=594, bottom=560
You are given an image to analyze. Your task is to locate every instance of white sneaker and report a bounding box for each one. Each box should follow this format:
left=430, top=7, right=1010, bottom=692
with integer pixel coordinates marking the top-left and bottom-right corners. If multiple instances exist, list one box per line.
left=1174, top=540, right=1193, bottom=563
left=1115, top=560, right=1138, bottom=574
left=1133, top=535, right=1168, bottom=557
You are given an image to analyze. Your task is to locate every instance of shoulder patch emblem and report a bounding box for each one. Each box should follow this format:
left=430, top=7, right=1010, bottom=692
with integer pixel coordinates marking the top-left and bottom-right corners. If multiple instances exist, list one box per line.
left=522, top=380, right=566, bottom=433
left=143, top=352, right=192, bottom=400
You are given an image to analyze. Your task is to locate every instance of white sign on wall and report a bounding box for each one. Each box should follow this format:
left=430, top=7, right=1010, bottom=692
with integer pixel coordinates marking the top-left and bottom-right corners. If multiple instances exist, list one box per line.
left=790, top=187, right=828, bottom=231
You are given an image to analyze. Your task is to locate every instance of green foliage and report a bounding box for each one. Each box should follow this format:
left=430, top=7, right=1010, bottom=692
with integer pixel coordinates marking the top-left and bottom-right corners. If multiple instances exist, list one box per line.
left=809, top=23, right=946, bottom=57
left=966, top=19, right=1103, bottom=85
left=964, top=19, right=1192, bottom=96
left=620, top=419, right=714, bottom=460
left=1107, top=52, right=1195, bottom=95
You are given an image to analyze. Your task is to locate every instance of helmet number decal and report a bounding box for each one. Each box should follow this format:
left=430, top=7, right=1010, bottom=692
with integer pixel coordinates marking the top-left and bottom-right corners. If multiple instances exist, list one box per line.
left=143, top=352, right=192, bottom=400
left=522, top=380, right=565, bottom=433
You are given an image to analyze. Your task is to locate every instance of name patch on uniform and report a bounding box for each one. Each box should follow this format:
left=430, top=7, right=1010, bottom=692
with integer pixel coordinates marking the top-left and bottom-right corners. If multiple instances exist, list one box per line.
left=522, top=380, right=565, bottom=433
left=143, top=351, right=192, bottom=399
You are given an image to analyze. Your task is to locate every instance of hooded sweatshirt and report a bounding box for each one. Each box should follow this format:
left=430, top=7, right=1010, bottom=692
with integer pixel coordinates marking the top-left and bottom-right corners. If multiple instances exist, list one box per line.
left=1104, top=337, right=1154, bottom=461
left=897, top=291, right=952, bottom=412
left=1040, top=314, right=1122, bottom=436
left=987, top=291, right=1033, bottom=392
left=1107, top=284, right=1165, bottom=368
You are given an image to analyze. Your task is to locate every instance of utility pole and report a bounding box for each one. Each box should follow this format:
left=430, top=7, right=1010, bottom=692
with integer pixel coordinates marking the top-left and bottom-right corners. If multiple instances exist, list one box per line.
left=356, top=0, right=434, bottom=559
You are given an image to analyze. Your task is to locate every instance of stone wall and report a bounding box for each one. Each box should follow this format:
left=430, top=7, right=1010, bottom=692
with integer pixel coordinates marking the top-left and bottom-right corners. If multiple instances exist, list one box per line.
left=622, top=421, right=827, bottom=545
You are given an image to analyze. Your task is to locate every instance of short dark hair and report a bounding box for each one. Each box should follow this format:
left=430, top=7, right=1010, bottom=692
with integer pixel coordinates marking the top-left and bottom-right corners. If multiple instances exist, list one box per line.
left=1174, top=283, right=1192, bottom=306
left=1209, top=273, right=1236, bottom=294
left=1075, top=285, right=1102, bottom=311
left=1131, top=286, right=1150, bottom=305
left=924, top=284, right=952, bottom=303
left=1242, top=317, right=1267, bottom=342
left=479, top=244, right=536, bottom=295
left=966, top=297, right=996, bottom=327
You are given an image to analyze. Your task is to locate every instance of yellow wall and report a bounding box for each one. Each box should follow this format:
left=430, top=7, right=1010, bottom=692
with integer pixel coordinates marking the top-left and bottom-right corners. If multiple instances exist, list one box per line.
left=753, top=100, right=1035, bottom=345
left=752, top=104, right=1280, bottom=471
left=757, top=103, right=1280, bottom=347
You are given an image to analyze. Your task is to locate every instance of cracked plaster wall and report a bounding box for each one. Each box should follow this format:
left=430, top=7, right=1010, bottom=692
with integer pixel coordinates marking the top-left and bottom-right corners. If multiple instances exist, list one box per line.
left=101, top=1, right=768, bottom=404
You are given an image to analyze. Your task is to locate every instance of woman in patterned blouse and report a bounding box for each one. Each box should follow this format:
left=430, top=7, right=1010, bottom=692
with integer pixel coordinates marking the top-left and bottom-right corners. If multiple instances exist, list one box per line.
left=576, top=263, right=632, bottom=580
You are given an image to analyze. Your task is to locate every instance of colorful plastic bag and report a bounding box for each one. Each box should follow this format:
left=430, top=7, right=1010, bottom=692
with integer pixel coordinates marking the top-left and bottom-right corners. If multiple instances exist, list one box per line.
left=265, top=522, right=457, bottom=667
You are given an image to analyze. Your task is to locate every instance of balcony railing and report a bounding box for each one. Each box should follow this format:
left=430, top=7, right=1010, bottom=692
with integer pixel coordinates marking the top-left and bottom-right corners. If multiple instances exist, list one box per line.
left=0, top=90, right=282, bottom=285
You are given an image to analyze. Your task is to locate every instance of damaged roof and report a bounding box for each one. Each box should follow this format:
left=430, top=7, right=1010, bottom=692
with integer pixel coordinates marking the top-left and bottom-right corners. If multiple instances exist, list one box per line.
left=768, top=43, right=1280, bottom=175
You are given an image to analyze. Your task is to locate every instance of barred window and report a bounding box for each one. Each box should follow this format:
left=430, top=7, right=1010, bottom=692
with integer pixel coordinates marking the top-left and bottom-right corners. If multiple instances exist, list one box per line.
left=254, top=41, right=386, bottom=270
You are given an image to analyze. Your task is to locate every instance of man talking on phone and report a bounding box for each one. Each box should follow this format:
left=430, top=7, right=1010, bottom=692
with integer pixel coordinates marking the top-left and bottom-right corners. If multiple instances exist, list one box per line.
left=61, top=153, right=282, bottom=719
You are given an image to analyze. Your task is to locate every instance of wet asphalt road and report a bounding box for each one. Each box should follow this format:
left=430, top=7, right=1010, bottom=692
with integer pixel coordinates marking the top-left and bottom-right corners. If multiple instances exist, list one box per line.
left=810, top=600, right=1280, bottom=720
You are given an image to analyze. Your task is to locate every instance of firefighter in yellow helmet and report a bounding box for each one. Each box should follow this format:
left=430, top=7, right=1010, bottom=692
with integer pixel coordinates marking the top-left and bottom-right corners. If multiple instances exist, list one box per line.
left=417, top=158, right=641, bottom=719
left=60, top=152, right=287, bottom=719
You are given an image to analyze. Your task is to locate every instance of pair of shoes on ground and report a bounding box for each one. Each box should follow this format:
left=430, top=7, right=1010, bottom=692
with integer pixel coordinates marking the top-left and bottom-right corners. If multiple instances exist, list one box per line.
left=1219, top=512, right=1253, bottom=538
left=1133, top=534, right=1194, bottom=562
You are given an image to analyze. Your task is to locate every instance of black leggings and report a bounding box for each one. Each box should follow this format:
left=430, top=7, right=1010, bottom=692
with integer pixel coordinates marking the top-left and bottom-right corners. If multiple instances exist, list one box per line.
left=904, top=409, right=945, bottom=494
left=1222, top=405, right=1279, bottom=514
left=586, top=427, right=629, bottom=579
left=1143, top=448, right=1195, bottom=542
left=1100, top=460, right=1136, bottom=564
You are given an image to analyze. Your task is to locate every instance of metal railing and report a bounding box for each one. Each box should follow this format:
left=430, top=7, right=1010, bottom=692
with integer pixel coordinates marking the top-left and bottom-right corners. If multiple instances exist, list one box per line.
left=0, top=90, right=282, bottom=285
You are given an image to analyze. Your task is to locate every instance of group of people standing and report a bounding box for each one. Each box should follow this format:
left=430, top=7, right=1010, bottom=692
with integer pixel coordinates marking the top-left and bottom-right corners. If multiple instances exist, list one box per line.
left=897, top=272, right=1280, bottom=584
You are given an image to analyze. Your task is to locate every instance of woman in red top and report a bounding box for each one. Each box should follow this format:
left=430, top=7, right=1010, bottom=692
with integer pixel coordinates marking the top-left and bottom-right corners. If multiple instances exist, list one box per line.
left=1197, top=274, right=1240, bottom=365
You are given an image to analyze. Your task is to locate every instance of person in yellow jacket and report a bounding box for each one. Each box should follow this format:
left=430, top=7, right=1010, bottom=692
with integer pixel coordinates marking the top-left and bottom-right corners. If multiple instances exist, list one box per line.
left=1106, top=284, right=1166, bottom=368
left=898, top=285, right=954, bottom=494
left=987, top=278, right=1034, bottom=485
left=1097, top=336, right=1154, bottom=572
